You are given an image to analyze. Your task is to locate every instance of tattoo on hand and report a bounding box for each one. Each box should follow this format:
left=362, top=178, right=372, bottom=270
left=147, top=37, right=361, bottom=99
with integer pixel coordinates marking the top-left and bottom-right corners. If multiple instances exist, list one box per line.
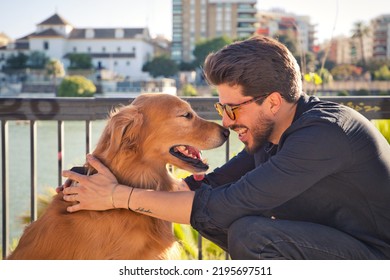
left=134, top=207, right=152, bottom=214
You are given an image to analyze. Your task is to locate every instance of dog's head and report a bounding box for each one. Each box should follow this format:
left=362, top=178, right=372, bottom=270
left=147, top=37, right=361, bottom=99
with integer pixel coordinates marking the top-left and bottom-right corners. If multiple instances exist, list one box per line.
left=94, top=93, right=229, bottom=176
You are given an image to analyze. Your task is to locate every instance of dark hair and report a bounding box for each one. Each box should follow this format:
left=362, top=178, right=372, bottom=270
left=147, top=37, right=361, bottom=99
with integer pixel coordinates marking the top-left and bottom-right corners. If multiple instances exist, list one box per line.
left=203, top=35, right=302, bottom=103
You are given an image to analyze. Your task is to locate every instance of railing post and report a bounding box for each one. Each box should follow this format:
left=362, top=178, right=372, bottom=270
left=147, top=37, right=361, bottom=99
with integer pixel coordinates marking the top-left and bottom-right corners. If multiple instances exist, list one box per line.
left=225, top=137, right=230, bottom=260
left=1, top=121, right=9, bottom=259
left=57, top=121, right=63, bottom=187
left=86, top=120, right=91, bottom=155
left=30, top=121, right=38, bottom=222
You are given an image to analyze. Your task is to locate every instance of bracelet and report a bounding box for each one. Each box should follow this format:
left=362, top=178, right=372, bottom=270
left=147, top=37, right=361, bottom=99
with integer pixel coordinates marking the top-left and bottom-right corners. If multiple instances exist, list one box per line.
left=127, top=187, right=135, bottom=211
left=111, top=184, right=119, bottom=209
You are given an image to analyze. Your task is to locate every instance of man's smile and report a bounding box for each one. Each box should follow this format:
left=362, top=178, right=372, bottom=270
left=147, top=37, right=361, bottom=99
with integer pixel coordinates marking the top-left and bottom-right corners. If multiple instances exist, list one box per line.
left=230, top=125, right=249, bottom=142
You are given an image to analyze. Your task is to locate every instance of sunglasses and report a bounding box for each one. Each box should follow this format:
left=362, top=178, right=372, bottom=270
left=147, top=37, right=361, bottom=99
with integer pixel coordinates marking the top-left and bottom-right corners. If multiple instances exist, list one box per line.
left=214, top=94, right=269, bottom=120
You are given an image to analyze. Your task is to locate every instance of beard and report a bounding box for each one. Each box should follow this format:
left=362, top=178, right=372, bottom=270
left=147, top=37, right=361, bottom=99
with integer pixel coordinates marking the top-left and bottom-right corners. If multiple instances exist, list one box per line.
left=240, top=113, right=275, bottom=154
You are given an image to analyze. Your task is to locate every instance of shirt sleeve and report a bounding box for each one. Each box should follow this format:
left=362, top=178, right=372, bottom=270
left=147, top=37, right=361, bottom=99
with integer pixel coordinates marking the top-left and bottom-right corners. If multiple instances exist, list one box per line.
left=184, top=149, right=256, bottom=190
left=190, top=121, right=352, bottom=231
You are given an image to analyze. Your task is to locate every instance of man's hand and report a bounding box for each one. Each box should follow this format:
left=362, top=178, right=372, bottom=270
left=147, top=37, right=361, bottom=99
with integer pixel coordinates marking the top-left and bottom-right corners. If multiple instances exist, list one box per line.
left=62, top=154, right=120, bottom=212
left=56, top=166, right=89, bottom=193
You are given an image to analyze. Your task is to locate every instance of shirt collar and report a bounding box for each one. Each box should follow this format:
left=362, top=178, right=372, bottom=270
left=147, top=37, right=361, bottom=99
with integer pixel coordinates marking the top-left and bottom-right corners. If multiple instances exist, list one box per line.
left=292, top=94, right=320, bottom=123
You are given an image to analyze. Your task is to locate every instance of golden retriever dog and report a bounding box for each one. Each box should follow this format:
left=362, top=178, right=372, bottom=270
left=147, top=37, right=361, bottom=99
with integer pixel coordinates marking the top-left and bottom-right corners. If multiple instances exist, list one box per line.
left=7, top=93, right=229, bottom=260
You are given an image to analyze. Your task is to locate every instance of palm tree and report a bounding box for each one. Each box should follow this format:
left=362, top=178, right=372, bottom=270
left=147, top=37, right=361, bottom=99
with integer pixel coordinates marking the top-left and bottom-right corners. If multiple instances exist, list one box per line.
left=351, top=21, right=370, bottom=68
left=45, top=59, right=65, bottom=96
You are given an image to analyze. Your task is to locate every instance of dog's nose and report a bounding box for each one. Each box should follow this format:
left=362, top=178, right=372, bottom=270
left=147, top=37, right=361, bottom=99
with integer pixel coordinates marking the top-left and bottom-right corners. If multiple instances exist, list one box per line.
left=222, top=128, right=230, bottom=139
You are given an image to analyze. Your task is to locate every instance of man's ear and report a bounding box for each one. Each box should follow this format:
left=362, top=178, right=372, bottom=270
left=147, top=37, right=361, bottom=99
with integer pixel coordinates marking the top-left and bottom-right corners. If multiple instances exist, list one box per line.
left=267, top=92, right=283, bottom=115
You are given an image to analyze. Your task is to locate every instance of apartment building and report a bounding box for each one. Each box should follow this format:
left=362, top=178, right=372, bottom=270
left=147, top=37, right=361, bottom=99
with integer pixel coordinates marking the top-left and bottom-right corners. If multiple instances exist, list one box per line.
left=0, top=13, right=156, bottom=79
left=371, top=14, right=390, bottom=60
left=256, top=8, right=316, bottom=53
left=326, top=34, right=373, bottom=65
left=171, top=0, right=257, bottom=63
left=324, top=14, right=390, bottom=65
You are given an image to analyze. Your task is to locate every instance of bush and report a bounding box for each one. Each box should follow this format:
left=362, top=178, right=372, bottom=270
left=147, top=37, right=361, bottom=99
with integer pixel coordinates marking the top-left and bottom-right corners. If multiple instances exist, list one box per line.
left=58, top=75, right=96, bottom=97
left=211, top=88, right=219, bottom=96
left=353, top=89, right=370, bottom=96
left=337, top=90, right=349, bottom=96
left=181, top=84, right=198, bottom=96
left=377, top=91, right=389, bottom=96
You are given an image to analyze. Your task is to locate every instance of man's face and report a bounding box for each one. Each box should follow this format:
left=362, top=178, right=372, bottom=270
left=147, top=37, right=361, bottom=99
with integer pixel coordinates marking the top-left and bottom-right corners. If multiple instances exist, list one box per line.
left=216, top=84, right=275, bottom=154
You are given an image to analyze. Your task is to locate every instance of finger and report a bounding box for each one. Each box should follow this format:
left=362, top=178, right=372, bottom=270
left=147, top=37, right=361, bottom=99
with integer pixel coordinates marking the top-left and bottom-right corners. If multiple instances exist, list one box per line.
left=86, top=154, right=111, bottom=174
left=67, top=203, right=81, bottom=213
left=56, top=185, right=63, bottom=193
left=63, top=186, right=78, bottom=195
left=62, top=170, right=86, bottom=183
left=64, top=178, right=74, bottom=188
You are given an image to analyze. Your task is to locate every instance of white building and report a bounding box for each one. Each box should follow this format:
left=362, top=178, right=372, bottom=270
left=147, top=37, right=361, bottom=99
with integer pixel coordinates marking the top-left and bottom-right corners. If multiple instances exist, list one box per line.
left=0, top=13, right=155, bottom=80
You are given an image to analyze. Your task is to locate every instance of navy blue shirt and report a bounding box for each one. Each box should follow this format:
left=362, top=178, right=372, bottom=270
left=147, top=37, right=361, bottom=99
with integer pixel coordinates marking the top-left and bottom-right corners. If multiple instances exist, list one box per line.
left=186, top=95, right=390, bottom=258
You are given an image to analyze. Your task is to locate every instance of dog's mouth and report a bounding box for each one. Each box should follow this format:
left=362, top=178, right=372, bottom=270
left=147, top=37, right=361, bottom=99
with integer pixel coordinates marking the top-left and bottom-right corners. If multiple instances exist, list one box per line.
left=169, top=145, right=209, bottom=171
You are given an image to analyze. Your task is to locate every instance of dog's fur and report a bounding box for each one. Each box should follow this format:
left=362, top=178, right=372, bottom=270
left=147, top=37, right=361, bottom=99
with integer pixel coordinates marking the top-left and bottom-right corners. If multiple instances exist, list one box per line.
left=7, top=93, right=229, bottom=260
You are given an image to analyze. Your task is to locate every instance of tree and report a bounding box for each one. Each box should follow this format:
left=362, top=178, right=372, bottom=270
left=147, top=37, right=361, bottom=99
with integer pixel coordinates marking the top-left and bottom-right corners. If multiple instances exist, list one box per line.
left=192, top=36, right=232, bottom=67
left=4, top=52, right=28, bottom=69
left=142, top=55, right=178, bottom=78
left=274, top=32, right=299, bottom=57
left=67, top=53, right=93, bottom=69
left=26, top=51, right=49, bottom=69
left=46, top=59, right=65, bottom=95
left=351, top=21, right=370, bottom=68
left=331, top=64, right=362, bottom=81
left=57, top=75, right=96, bottom=97
left=179, top=61, right=196, bottom=71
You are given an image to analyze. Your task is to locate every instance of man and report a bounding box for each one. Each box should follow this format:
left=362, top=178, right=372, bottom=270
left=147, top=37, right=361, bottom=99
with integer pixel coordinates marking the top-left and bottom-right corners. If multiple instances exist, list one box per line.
left=63, top=36, right=390, bottom=259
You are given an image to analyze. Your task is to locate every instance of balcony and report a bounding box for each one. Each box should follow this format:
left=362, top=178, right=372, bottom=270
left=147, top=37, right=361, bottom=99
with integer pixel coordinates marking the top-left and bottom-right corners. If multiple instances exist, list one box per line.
left=1, top=96, right=390, bottom=259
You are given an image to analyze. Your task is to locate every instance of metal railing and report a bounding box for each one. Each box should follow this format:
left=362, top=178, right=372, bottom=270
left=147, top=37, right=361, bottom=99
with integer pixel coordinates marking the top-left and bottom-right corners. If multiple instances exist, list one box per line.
left=1, top=95, right=390, bottom=259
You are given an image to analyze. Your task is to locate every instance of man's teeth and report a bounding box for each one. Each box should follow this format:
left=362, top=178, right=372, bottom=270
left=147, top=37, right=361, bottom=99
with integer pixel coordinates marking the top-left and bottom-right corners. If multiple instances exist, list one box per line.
left=236, top=128, right=248, bottom=135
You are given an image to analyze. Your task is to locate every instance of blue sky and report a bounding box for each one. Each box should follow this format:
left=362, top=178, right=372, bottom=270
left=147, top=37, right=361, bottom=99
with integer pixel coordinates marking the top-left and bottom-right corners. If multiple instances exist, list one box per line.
left=0, top=0, right=389, bottom=43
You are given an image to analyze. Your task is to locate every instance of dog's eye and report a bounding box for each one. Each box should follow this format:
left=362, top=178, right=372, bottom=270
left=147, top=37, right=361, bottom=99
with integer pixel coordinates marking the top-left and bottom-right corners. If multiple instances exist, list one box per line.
left=182, top=112, right=193, bottom=119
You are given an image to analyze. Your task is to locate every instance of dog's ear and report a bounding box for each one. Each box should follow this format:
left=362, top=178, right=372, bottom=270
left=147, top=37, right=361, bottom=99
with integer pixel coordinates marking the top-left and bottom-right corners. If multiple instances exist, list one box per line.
left=96, top=105, right=143, bottom=158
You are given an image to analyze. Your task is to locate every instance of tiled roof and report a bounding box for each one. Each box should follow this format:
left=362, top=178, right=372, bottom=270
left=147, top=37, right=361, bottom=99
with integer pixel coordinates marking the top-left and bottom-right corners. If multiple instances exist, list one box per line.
left=16, top=32, right=35, bottom=41
left=29, top=28, right=65, bottom=38
left=68, top=28, right=145, bottom=39
left=38, top=13, right=72, bottom=26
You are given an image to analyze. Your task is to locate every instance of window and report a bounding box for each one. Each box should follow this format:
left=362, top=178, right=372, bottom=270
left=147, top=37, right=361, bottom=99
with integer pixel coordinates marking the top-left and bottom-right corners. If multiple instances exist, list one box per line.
left=102, top=47, right=106, bottom=52
left=87, top=47, right=91, bottom=53
left=73, top=47, right=77, bottom=52
left=43, top=41, right=49, bottom=50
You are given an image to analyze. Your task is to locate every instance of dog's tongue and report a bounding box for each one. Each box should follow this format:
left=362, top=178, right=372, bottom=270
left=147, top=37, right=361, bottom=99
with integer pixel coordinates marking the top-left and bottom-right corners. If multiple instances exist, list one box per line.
left=193, top=173, right=205, bottom=181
